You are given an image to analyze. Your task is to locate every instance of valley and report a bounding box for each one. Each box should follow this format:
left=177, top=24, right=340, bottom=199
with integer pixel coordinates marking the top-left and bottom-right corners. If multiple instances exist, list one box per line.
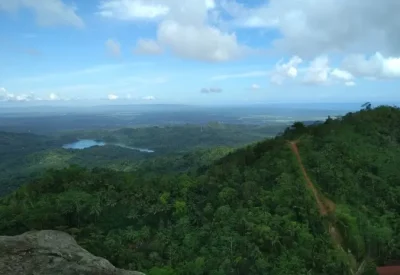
left=0, top=122, right=290, bottom=196
left=1, top=106, right=400, bottom=274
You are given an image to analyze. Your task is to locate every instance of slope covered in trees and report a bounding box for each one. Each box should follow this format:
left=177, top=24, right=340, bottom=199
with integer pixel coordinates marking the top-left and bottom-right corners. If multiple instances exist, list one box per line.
left=1, top=106, right=400, bottom=274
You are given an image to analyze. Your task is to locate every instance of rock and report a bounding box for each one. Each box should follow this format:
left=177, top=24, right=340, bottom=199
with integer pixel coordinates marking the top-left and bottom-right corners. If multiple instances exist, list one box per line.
left=0, top=230, right=145, bottom=275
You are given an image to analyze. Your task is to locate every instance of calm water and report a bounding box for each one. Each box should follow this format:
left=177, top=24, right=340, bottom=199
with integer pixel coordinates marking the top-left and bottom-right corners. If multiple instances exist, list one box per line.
left=62, top=139, right=105, bottom=149
left=62, top=139, right=154, bottom=153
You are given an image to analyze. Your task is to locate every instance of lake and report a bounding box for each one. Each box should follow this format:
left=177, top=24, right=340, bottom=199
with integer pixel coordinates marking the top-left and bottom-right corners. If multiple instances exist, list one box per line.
left=62, top=139, right=154, bottom=153
left=62, top=139, right=105, bottom=149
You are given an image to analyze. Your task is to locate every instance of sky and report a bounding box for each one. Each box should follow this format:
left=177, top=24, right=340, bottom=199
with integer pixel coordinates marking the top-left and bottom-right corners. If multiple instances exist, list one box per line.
left=1, top=0, right=400, bottom=105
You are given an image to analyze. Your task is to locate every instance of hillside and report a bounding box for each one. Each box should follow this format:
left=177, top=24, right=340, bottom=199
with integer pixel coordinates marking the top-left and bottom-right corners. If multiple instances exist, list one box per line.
left=1, top=106, right=400, bottom=274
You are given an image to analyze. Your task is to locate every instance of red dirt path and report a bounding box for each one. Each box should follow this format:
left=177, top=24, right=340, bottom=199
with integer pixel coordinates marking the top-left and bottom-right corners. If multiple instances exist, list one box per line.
left=289, top=141, right=342, bottom=246
left=377, top=266, right=400, bottom=275
left=288, top=140, right=398, bottom=275
left=289, top=141, right=332, bottom=216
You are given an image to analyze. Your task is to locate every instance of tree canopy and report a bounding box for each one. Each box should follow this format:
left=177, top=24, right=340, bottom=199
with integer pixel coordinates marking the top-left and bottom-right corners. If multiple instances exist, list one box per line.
left=1, top=106, right=400, bottom=274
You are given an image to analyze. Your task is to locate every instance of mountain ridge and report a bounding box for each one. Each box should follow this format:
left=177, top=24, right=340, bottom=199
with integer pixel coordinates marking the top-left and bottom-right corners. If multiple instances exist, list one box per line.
left=1, top=106, right=400, bottom=274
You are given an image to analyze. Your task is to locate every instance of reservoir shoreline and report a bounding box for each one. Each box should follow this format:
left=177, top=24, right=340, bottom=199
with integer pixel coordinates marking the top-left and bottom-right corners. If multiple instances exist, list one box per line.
left=62, top=139, right=154, bottom=153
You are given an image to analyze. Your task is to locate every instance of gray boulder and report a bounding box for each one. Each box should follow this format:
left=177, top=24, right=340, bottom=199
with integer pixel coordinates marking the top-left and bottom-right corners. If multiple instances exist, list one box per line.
left=0, top=230, right=145, bottom=275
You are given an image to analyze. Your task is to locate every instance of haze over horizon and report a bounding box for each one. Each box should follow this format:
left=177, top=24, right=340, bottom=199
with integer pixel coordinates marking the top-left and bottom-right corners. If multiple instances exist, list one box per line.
left=1, top=0, right=400, bottom=105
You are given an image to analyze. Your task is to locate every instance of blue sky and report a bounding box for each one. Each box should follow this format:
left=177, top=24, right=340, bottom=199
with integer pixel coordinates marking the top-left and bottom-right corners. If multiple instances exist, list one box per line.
left=1, top=0, right=400, bottom=105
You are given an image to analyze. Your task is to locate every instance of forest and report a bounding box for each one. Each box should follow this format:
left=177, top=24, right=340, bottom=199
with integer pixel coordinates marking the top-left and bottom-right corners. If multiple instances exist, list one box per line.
left=0, top=123, right=283, bottom=195
left=1, top=106, right=400, bottom=274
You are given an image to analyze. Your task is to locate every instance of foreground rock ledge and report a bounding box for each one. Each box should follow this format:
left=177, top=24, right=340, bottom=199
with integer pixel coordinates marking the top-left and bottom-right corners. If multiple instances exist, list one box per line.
left=0, top=230, right=145, bottom=275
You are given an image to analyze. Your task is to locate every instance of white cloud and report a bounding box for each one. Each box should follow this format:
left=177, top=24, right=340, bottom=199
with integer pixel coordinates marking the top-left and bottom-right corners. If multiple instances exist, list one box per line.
left=220, top=1, right=278, bottom=28
left=250, top=84, right=260, bottom=90
left=105, top=39, right=121, bottom=57
left=134, top=39, right=163, bottom=55
left=142, top=95, right=156, bottom=100
left=14, top=93, right=36, bottom=101
left=269, top=55, right=357, bottom=86
left=108, top=93, right=119, bottom=100
left=97, top=0, right=169, bottom=20
left=330, top=68, right=354, bottom=82
left=0, top=88, right=13, bottom=101
left=200, top=87, right=222, bottom=93
left=97, top=0, right=248, bottom=62
left=0, top=87, right=71, bottom=101
left=303, top=56, right=330, bottom=85
left=157, top=20, right=246, bottom=62
left=303, top=56, right=356, bottom=86
left=0, top=88, right=37, bottom=102
left=0, top=0, right=84, bottom=27
left=49, top=93, right=60, bottom=100
left=270, top=56, right=302, bottom=84
left=342, top=52, right=400, bottom=79
left=221, top=0, right=400, bottom=58
left=205, top=0, right=216, bottom=10
left=0, top=87, right=27, bottom=101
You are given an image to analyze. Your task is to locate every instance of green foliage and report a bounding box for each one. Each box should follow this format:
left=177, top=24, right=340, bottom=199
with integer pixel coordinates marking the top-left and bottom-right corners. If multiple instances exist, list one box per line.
left=0, top=124, right=281, bottom=195
left=0, top=143, right=340, bottom=274
left=0, top=147, right=340, bottom=274
left=285, top=105, right=400, bottom=266
left=1, top=106, right=400, bottom=273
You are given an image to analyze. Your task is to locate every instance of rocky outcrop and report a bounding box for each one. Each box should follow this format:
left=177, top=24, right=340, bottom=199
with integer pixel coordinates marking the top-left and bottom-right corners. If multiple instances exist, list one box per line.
left=0, top=230, right=145, bottom=275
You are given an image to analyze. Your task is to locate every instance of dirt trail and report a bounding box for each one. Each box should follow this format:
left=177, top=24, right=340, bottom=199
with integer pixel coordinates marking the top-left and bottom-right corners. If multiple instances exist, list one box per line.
left=377, top=266, right=400, bottom=275
left=288, top=141, right=396, bottom=274
left=289, top=141, right=332, bottom=216
left=289, top=141, right=343, bottom=247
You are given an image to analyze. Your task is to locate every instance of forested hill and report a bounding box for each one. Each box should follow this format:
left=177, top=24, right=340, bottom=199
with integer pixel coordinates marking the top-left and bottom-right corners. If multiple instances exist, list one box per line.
left=1, top=106, right=400, bottom=274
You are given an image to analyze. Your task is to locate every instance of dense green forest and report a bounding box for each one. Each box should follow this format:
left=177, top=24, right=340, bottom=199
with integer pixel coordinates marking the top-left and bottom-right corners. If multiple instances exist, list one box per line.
left=1, top=106, right=400, bottom=274
left=0, top=123, right=284, bottom=195
left=56, top=123, right=284, bottom=153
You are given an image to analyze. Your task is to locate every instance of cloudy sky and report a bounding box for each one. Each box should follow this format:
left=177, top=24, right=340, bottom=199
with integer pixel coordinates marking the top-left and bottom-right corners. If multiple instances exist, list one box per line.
left=1, top=0, right=400, bottom=104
